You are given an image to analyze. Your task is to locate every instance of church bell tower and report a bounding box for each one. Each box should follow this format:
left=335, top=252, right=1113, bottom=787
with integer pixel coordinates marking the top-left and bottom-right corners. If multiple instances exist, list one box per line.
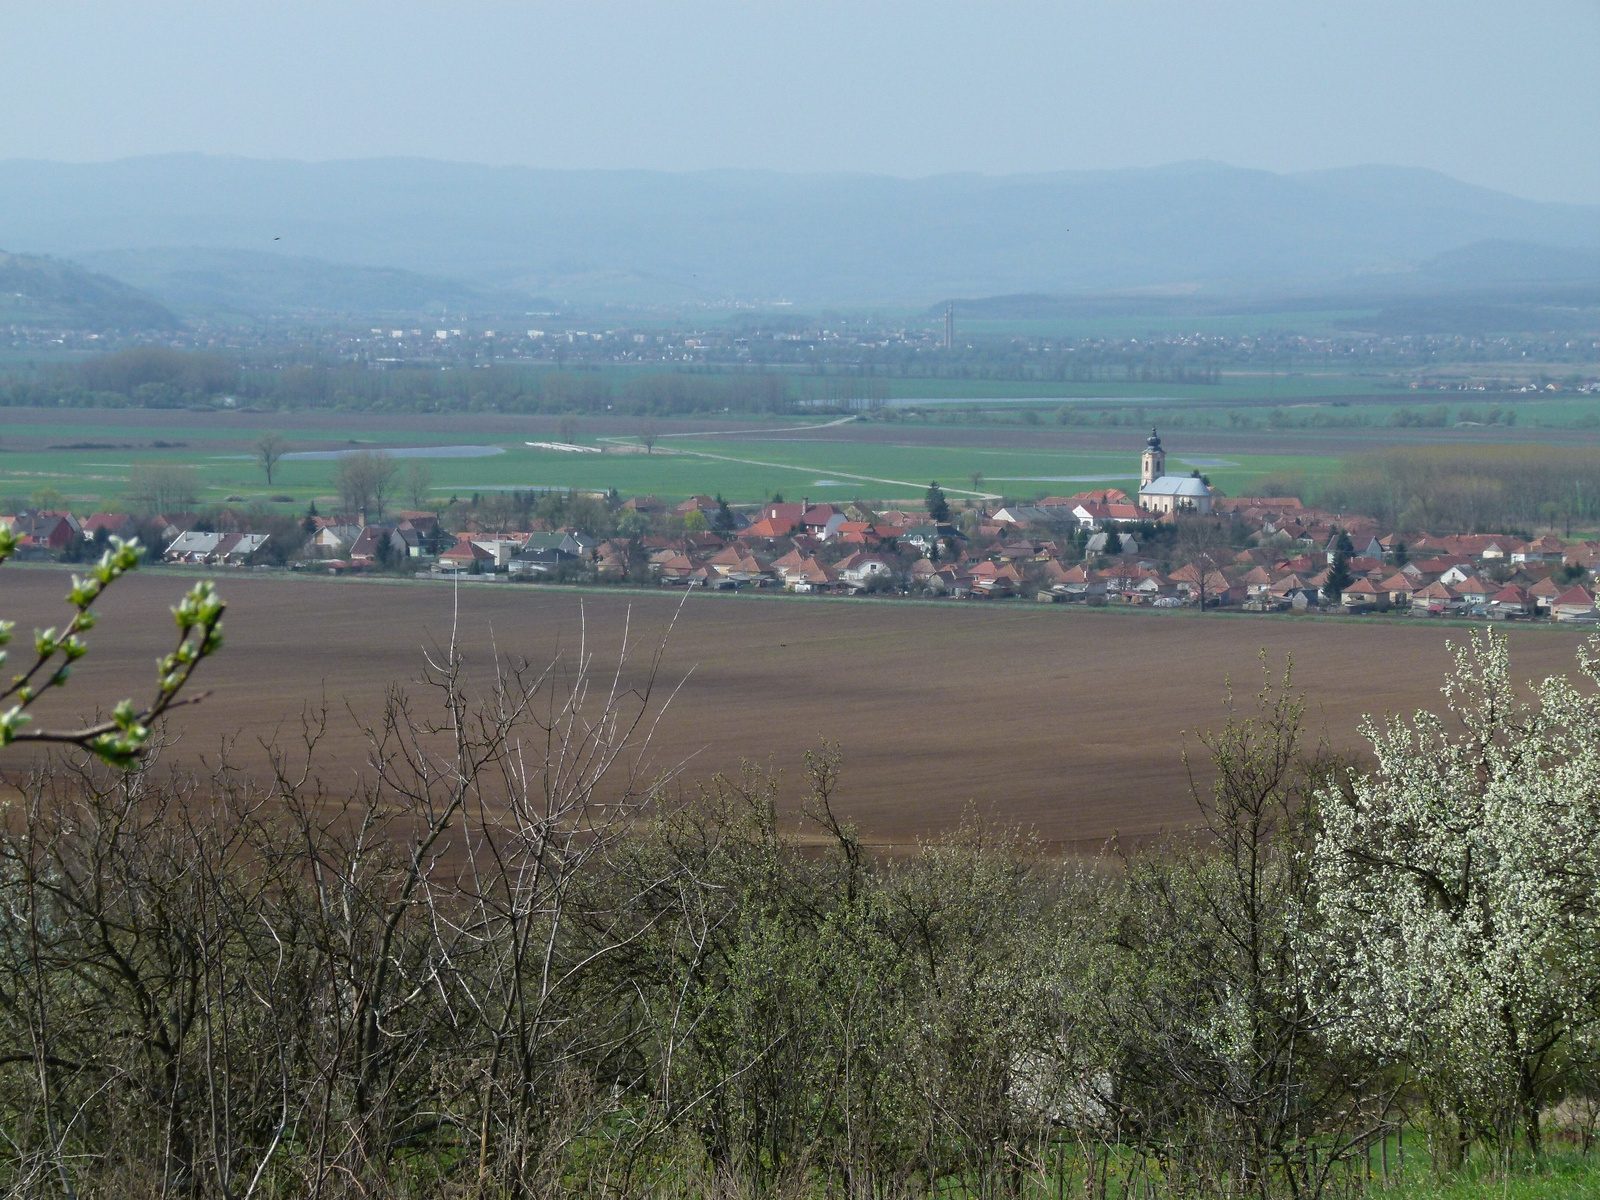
left=1140, top=427, right=1165, bottom=488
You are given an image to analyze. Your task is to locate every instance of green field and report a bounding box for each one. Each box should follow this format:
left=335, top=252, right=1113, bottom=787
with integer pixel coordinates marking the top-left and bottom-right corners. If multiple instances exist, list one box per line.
left=0, top=419, right=1340, bottom=508
left=10, top=388, right=1600, bottom=510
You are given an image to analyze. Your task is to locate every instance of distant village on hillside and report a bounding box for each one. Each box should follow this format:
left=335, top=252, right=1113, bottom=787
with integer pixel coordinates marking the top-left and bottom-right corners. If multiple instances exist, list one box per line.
left=6, top=429, right=1600, bottom=623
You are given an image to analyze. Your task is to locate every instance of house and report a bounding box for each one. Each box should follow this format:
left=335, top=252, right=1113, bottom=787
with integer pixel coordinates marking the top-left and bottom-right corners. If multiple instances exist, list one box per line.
left=81, top=513, right=139, bottom=541
left=621, top=495, right=668, bottom=515
left=674, top=495, right=718, bottom=518
left=435, top=536, right=497, bottom=573
left=1240, top=565, right=1275, bottom=599
left=901, top=523, right=962, bottom=555
left=1041, top=561, right=1091, bottom=597
left=347, top=525, right=396, bottom=565
left=1552, top=585, right=1599, bottom=621
left=1490, top=585, right=1532, bottom=617
left=1378, top=573, right=1417, bottom=607
left=163, top=531, right=271, bottom=565
left=967, top=560, right=1022, bottom=597
left=152, top=513, right=200, bottom=542
left=707, top=546, right=770, bottom=586
left=783, top=556, right=835, bottom=593
left=311, top=524, right=363, bottom=558
left=523, top=530, right=595, bottom=559
left=834, top=552, right=895, bottom=591
left=745, top=512, right=799, bottom=539
left=1270, top=573, right=1319, bottom=606
left=1453, top=576, right=1498, bottom=607
left=508, top=546, right=581, bottom=577
left=1167, top=562, right=1231, bottom=603
left=1528, top=575, right=1565, bottom=613
left=1340, top=578, right=1386, bottom=610
left=650, top=550, right=696, bottom=582
left=7, top=511, right=81, bottom=553
left=390, top=523, right=427, bottom=558
left=1416, top=581, right=1460, bottom=615
left=1512, top=536, right=1566, bottom=564
left=1070, top=499, right=1146, bottom=529
left=1084, top=530, right=1138, bottom=557
left=801, top=505, right=845, bottom=538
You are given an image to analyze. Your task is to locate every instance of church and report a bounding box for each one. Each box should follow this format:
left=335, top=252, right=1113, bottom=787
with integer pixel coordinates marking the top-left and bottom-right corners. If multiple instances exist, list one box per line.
left=1137, top=428, right=1214, bottom=516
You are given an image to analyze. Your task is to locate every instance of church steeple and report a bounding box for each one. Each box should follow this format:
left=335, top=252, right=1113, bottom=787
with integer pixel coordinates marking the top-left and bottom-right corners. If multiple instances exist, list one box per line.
left=1140, top=427, right=1165, bottom=488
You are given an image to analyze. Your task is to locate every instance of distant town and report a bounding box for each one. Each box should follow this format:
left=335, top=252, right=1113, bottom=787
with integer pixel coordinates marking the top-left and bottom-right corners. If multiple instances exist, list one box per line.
left=8, top=427, right=1599, bottom=624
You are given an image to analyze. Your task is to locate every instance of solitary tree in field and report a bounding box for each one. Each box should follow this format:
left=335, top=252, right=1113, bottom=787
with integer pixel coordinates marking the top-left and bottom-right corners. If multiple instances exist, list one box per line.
left=968, top=470, right=984, bottom=494
left=558, top=415, right=578, bottom=444
left=255, top=432, right=288, bottom=485
left=637, top=421, right=660, bottom=454
left=925, top=481, right=950, bottom=523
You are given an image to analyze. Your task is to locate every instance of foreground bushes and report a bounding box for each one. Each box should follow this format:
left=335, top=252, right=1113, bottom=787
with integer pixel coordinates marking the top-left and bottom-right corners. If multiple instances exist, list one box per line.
left=0, top=631, right=1597, bottom=1198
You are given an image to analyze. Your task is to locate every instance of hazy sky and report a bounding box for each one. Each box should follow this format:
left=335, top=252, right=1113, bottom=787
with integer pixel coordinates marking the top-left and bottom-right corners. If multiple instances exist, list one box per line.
left=4, top=1, right=1597, bottom=203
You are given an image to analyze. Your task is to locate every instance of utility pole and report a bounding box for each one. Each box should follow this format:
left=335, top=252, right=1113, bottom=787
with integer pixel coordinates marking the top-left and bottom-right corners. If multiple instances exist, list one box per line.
left=944, top=302, right=953, bottom=351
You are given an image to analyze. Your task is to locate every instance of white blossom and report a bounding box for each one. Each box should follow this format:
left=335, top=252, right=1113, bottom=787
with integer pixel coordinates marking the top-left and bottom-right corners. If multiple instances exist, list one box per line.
left=1311, top=629, right=1600, bottom=1138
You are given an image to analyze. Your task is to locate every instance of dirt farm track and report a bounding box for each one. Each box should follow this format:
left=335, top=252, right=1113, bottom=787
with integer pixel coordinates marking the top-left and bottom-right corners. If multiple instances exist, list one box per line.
left=5, top=568, right=1593, bottom=850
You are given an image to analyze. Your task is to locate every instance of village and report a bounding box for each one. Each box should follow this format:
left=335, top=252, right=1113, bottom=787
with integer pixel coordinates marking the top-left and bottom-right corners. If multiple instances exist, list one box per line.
left=6, top=428, right=1600, bottom=623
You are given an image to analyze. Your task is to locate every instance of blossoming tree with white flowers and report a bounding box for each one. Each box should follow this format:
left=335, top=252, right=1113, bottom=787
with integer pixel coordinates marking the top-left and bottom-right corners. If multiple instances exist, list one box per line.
left=1312, top=629, right=1600, bottom=1159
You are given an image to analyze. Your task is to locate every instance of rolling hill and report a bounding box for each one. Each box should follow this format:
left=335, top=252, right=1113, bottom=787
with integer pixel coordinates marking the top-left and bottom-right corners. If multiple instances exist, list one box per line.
left=0, top=249, right=177, bottom=330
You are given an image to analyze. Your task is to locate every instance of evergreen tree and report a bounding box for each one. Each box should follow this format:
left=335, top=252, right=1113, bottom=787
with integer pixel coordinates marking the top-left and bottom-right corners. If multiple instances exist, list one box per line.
left=1325, top=549, right=1354, bottom=602
left=925, top=481, right=950, bottom=523
left=1104, top=528, right=1123, bottom=556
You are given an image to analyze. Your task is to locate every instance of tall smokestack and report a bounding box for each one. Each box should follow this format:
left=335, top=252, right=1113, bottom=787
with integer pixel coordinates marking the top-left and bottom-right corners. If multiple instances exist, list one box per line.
left=944, top=302, right=953, bottom=351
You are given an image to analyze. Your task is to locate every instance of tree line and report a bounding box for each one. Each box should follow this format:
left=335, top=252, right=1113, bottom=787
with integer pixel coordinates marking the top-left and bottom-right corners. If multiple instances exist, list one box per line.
left=1315, top=444, right=1600, bottom=535
left=0, top=620, right=1596, bottom=1197
left=0, top=349, right=803, bottom=415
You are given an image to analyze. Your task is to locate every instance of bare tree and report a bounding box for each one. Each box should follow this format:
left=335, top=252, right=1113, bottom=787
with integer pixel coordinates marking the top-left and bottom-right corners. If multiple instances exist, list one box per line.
left=557, top=415, right=578, bottom=444
left=1176, top=515, right=1230, bottom=612
left=125, top=464, right=201, bottom=515
left=402, top=458, right=432, bottom=509
left=255, top=433, right=288, bottom=485
left=637, top=420, right=660, bottom=454
left=333, top=450, right=399, bottom=520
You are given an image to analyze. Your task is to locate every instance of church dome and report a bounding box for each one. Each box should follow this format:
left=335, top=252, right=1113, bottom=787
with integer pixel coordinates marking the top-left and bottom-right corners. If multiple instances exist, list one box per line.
left=1146, top=427, right=1162, bottom=451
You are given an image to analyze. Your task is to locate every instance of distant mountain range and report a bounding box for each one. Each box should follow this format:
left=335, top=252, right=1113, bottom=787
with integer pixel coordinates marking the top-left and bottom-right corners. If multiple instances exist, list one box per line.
left=0, top=156, right=1595, bottom=320
left=0, top=249, right=178, bottom=330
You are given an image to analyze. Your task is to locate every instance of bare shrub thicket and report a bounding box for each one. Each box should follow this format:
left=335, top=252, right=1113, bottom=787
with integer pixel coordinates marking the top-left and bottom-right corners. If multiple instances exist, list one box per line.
left=1, top=627, right=1598, bottom=1198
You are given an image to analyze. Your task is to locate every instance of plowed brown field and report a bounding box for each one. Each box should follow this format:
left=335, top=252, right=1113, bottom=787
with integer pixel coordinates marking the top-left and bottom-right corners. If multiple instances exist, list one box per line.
left=6, top=568, right=1590, bottom=849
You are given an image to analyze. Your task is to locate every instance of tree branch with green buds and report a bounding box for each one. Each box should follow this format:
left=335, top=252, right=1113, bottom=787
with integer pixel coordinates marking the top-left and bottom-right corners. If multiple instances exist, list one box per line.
left=0, top=532, right=225, bottom=767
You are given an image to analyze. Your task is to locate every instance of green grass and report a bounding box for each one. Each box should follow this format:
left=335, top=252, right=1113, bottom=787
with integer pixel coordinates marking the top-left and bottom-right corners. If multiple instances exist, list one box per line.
left=12, top=389, right=1600, bottom=510
left=1378, top=1151, right=1600, bottom=1200
left=0, top=430, right=1342, bottom=508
